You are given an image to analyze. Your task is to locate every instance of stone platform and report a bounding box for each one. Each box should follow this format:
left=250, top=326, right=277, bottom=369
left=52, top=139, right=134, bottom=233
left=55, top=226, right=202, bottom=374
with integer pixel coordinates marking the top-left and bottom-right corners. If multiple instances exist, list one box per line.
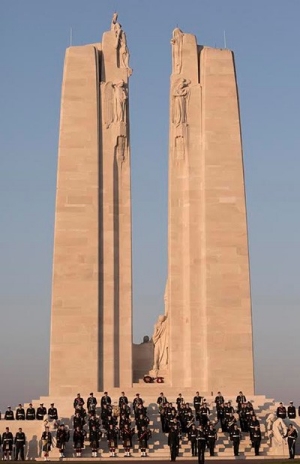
left=2, top=391, right=299, bottom=460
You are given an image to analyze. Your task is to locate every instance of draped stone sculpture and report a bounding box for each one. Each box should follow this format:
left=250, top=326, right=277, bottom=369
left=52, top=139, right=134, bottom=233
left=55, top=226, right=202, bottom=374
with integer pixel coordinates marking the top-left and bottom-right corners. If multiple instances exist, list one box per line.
left=172, top=78, right=191, bottom=127
left=171, top=28, right=184, bottom=74
left=111, top=12, right=132, bottom=76
left=152, top=314, right=168, bottom=374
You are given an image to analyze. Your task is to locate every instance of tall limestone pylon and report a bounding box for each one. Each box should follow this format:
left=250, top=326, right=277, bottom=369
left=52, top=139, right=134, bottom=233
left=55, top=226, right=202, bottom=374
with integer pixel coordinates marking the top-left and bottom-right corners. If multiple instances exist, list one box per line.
left=166, top=29, right=254, bottom=394
left=49, top=14, right=133, bottom=395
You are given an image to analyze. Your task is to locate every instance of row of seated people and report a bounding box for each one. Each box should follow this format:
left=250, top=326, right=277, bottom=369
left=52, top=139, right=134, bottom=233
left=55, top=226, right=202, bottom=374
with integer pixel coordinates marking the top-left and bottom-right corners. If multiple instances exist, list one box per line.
left=1, top=404, right=58, bottom=421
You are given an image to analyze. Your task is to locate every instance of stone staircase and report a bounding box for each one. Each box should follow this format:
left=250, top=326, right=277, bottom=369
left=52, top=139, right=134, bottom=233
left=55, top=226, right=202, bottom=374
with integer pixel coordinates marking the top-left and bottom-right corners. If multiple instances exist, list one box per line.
left=1, top=391, right=299, bottom=460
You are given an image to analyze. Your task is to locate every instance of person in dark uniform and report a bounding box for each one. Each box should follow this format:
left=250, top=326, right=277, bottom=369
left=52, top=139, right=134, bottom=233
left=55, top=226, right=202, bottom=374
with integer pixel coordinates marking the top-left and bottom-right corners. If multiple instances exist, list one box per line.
left=284, top=424, right=298, bottom=459
left=168, top=426, right=180, bottom=462
left=288, top=402, right=296, bottom=419
left=249, top=415, right=260, bottom=442
left=48, top=403, right=58, bottom=421
left=199, top=403, right=210, bottom=427
left=196, top=425, right=207, bottom=464
left=2, top=427, right=13, bottom=460
left=41, top=426, right=52, bottom=461
left=239, top=403, right=248, bottom=432
left=138, top=425, right=151, bottom=457
left=119, top=392, right=129, bottom=408
left=193, top=392, right=203, bottom=419
left=36, top=403, right=47, bottom=421
left=215, top=392, right=225, bottom=408
left=230, top=424, right=241, bottom=456
left=56, top=423, right=70, bottom=458
left=252, top=425, right=261, bottom=456
left=87, top=393, right=97, bottom=413
left=188, top=424, right=198, bottom=457
left=16, top=404, right=25, bottom=420
left=176, top=394, right=184, bottom=411
left=121, top=423, right=134, bottom=457
left=276, top=402, right=287, bottom=419
left=26, top=403, right=35, bottom=420
left=73, top=412, right=85, bottom=430
left=15, top=428, right=26, bottom=461
left=73, top=393, right=84, bottom=410
left=207, top=424, right=217, bottom=456
left=236, top=391, right=247, bottom=411
left=73, top=426, right=85, bottom=457
left=4, top=407, right=14, bottom=420
left=101, top=392, right=112, bottom=409
left=107, top=424, right=118, bottom=457
left=89, top=425, right=101, bottom=458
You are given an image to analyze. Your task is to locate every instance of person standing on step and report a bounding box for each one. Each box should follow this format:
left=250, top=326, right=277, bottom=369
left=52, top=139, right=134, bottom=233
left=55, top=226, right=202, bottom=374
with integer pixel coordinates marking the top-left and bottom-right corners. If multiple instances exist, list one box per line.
left=230, top=424, right=241, bottom=457
left=107, top=423, right=118, bottom=457
left=41, top=425, right=52, bottom=461
left=2, top=427, right=14, bottom=461
left=193, top=392, right=203, bottom=421
left=37, top=403, right=47, bottom=421
left=48, top=403, right=58, bottom=422
left=196, top=425, right=207, bottom=464
left=121, top=423, right=134, bottom=457
left=168, top=426, right=180, bottom=462
left=87, top=393, right=97, bottom=414
left=284, top=424, right=298, bottom=460
left=16, top=404, right=25, bottom=420
left=236, top=391, right=246, bottom=411
left=252, top=425, right=261, bottom=456
left=188, top=423, right=198, bottom=457
left=73, top=426, right=85, bottom=458
left=138, top=425, right=151, bottom=457
left=89, top=424, right=101, bottom=458
left=26, top=403, right=35, bottom=420
left=101, top=392, right=112, bottom=409
left=4, top=407, right=14, bottom=420
left=119, top=392, right=129, bottom=408
left=56, top=423, right=69, bottom=458
left=288, top=402, right=296, bottom=420
left=207, top=424, right=217, bottom=457
left=15, top=427, right=26, bottom=461
left=276, top=402, right=287, bottom=419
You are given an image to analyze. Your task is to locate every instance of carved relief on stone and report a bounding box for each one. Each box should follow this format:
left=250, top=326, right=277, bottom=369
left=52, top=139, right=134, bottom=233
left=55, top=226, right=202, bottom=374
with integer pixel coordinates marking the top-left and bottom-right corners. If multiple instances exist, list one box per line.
left=171, top=28, right=184, bottom=75
left=175, top=136, right=185, bottom=160
left=111, top=12, right=133, bottom=76
left=152, top=314, right=168, bottom=374
left=104, top=80, right=128, bottom=128
left=116, top=135, right=127, bottom=163
left=172, top=78, right=191, bottom=127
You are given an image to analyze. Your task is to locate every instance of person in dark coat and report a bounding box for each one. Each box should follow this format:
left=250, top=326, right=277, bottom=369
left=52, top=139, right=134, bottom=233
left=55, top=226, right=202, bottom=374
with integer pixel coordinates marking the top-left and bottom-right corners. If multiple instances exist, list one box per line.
left=3, top=427, right=14, bottom=460
left=284, top=424, right=298, bottom=459
left=168, top=427, right=180, bottom=462
left=230, top=424, right=241, bottom=457
left=288, top=402, right=296, bottom=419
left=26, top=403, right=35, bottom=420
left=252, top=425, right=261, bottom=456
left=41, top=426, right=52, bottom=461
left=196, top=425, right=207, bottom=464
left=15, top=427, right=26, bottom=461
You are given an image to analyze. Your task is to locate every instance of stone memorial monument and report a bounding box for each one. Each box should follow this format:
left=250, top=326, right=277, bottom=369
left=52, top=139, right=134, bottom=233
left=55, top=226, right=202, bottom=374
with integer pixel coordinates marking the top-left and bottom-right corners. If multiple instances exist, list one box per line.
left=49, top=14, right=133, bottom=396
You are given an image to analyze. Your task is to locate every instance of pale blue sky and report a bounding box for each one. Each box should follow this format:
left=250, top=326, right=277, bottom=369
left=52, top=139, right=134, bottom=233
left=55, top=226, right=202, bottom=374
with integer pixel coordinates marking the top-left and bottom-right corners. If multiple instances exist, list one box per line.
left=1, top=0, right=300, bottom=410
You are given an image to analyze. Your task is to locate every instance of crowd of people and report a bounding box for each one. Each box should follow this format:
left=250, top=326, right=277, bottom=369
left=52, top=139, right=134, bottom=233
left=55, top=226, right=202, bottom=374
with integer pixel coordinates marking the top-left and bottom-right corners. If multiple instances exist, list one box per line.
left=0, top=392, right=298, bottom=461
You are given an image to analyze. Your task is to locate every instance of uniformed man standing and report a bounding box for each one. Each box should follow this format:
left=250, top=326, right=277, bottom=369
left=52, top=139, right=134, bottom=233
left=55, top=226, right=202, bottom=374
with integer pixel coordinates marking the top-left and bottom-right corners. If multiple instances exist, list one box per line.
left=276, top=402, right=287, bottom=419
left=288, top=402, right=296, bottom=419
left=119, top=392, right=129, bottom=408
left=207, top=424, right=217, bottom=456
left=16, top=405, right=25, bottom=420
left=193, top=392, right=203, bottom=419
left=236, top=391, right=247, bottom=411
left=56, top=423, right=70, bottom=458
left=48, top=403, right=58, bottom=421
left=252, top=425, right=261, bottom=456
left=41, top=425, right=52, bottom=461
left=15, top=428, right=26, bottom=461
left=87, top=393, right=97, bottom=413
left=4, top=407, right=14, bottom=420
left=89, top=425, right=101, bottom=458
left=2, top=427, right=14, bottom=460
left=284, top=424, right=298, bottom=460
left=36, top=403, right=47, bottom=421
left=26, top=403, right=35, bottom=420
left=188, top=424, right=198, bottom=457
left=168, top=426, right=180, bottom=462
left=196, top=425, right=207, bottom=464
left=230, top=424, right=241, bottom=457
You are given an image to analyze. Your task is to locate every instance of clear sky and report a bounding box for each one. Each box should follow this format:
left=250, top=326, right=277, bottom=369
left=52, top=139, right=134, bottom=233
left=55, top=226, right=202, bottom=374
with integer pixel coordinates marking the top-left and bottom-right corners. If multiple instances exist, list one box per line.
left=1, top=0, right=300, bottom=411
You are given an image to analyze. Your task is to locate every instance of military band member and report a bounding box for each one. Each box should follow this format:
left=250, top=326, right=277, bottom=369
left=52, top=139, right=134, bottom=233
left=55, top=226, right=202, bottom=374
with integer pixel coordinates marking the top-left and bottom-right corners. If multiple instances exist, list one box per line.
left=193, top=392, right=203, bottom=417
left=121, top=423, right=134, bottom=457
left=119, top=392, right=129, bottom=408
left=15, top=428, right=26, bottom=461
left=230, top=424, right=241, bottom=457
left=249, top=415, right=260, bottom=441
left=236, top=391, right=247, bottom=411
left=26, top=403, right=35, bottom=420
left=16, top=404, right=25, bottom=420
left=4, top=407, right=14, bottom=420
left=73, top=412, right=85, bottom=430
left=133, top=393, right=144, bottom=419
left=73, top=393, right=84, bottom=410
left=56, top=423, right=70, bottom=458
left=2, top=427, right=13, bottom=461
left=276, top=402, right=287, bottom=419
left=157, top=392, right=168, bottom=407
left=168, top=426, right=180, bottom=462
left=101, top=392, right=112, bottom=409
left=284, top=424, right=298, bottom=459
left=188, top=423, right=198, bottom=457
left=41, top=426, right=52, bottom=461
left=87, top=393, right=97, bottom=413
left=196, top=425, right=207, bottom=464
left=88, top=413, right=101, bottom=436
left=138, top=425, right=151, bottom=457
left=215, top=392, right=225, bottom=408
left=107, top=424, right=118, bottom=457
left=89, top=425, right=101, bottom=458
left=48, top=403, right=58, bottom=421
left=288, top=402, right=296, bottom=419
left=207, top=424, right=217, bottom=456
left=73, top=426, right=85, bottom=457
left=176, top=394, right=184, bottom=411
left=239, top=403, right=248, bottom=432
left=252, top=425, right=261, bottom=456
left=199, top=402, right=210, bottom=427
left=37, top=403, right=47, bottom=421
